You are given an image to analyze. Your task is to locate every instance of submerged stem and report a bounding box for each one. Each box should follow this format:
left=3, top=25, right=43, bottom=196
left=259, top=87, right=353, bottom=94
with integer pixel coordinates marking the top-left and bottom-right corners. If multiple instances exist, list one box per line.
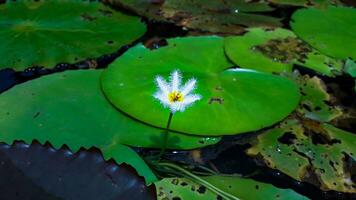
left=158, top=162, right=240, bottom=200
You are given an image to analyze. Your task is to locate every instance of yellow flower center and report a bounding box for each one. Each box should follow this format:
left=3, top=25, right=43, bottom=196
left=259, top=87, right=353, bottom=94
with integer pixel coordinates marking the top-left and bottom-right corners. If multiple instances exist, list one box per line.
left=168, top=91, right=184, bottom=103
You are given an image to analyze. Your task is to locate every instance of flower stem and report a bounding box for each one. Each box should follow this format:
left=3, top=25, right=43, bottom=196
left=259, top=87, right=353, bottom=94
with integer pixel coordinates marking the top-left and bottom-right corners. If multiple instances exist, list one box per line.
left=158, top=162, right=240, bottom=200
left=158, top=112, right=173, bottom=159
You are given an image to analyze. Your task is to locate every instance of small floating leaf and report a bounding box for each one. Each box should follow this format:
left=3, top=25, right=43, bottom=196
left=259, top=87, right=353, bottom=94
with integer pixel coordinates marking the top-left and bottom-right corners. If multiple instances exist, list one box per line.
left=0, top=141, right=155, bottom=200
left=295, top=75, right=342, bottom=122
left=291, top=7, right=356, bottom=60
left=224, top=28, right=343, bottom=76
left=0, top=0, right=146, bottom=70
left=101, top=36, right=300, bottom=136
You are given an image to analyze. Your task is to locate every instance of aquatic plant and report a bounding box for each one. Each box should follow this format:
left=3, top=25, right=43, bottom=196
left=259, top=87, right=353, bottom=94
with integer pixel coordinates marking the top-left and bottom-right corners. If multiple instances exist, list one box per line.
left=0, top=0, right=354, bottom=199
left=154, top=70, right=201, bottom=113
left=101, top=36, right=300, bottom=136
left=224, top=28, right=343, bottom=76
left=291, top=7, right=356, bottom=60
left=0, top=0, right=146, bottom=70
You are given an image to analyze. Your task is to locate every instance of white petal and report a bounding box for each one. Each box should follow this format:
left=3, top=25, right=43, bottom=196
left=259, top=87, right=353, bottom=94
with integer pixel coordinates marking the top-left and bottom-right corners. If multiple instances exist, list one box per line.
left=182, top=94, right=201, bottom=107
left=180, top=78, right=197, bottom=96
left=153, top=92, right=171, bottom=107
left=155, top=76, right=170, bottom=95
left=169, top=102, right=184, bottom=113
left=170, top=70, right=181, bottom=92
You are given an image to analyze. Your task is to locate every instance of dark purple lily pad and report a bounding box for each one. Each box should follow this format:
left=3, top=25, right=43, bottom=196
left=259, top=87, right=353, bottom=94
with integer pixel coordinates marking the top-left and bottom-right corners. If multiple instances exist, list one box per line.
left=0, top=141, right=156, bottom=200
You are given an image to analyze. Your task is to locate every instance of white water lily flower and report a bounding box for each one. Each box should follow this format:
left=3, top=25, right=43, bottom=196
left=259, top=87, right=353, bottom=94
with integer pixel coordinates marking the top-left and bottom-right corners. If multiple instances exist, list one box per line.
left=153, top=70, right=202, bottom=113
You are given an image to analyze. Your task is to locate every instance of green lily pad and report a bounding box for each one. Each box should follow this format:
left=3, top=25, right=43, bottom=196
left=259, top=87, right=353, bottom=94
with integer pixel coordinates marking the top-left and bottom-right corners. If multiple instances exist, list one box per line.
left=0, top=0, right=146, bottom=70
left=0, top=70, right=218, bottom=150
left=104, top=0, right=281, bottom=34
left=247, top=119, right=356, bottom=192
left=0, top=70, right=222, bottom=183
left=295, top=75, right=342, bottom=122
left=101, top=36, right=301, bottom=136
left=291, top=7, right=356, bottom=60
left=224, top=28, right=343, bottom=76
left=268, top=0, right=343, bottom=7
left=0, top=141, right=155, bottom=200
left=155, top=176, right=308, bottom=200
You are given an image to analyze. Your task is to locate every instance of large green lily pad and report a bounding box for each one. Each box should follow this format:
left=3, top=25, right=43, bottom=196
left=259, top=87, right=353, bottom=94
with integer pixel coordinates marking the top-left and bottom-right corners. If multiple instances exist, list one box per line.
left=101, top=36, right=301, bottom=136
left=0, top=141, right=155, bottom=200
left=155, top=175, right=308, bottom=200
left=0, top=0, right=146, bottom=70
left=224, top=28, right=343, bottom=75
left=104, top=0, right=281, bottom=34
left=291, top=7, right=356, bottom=60
left=247, top=119, right=356, bottom=192
left=0, top=70, right=222, bottom=183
